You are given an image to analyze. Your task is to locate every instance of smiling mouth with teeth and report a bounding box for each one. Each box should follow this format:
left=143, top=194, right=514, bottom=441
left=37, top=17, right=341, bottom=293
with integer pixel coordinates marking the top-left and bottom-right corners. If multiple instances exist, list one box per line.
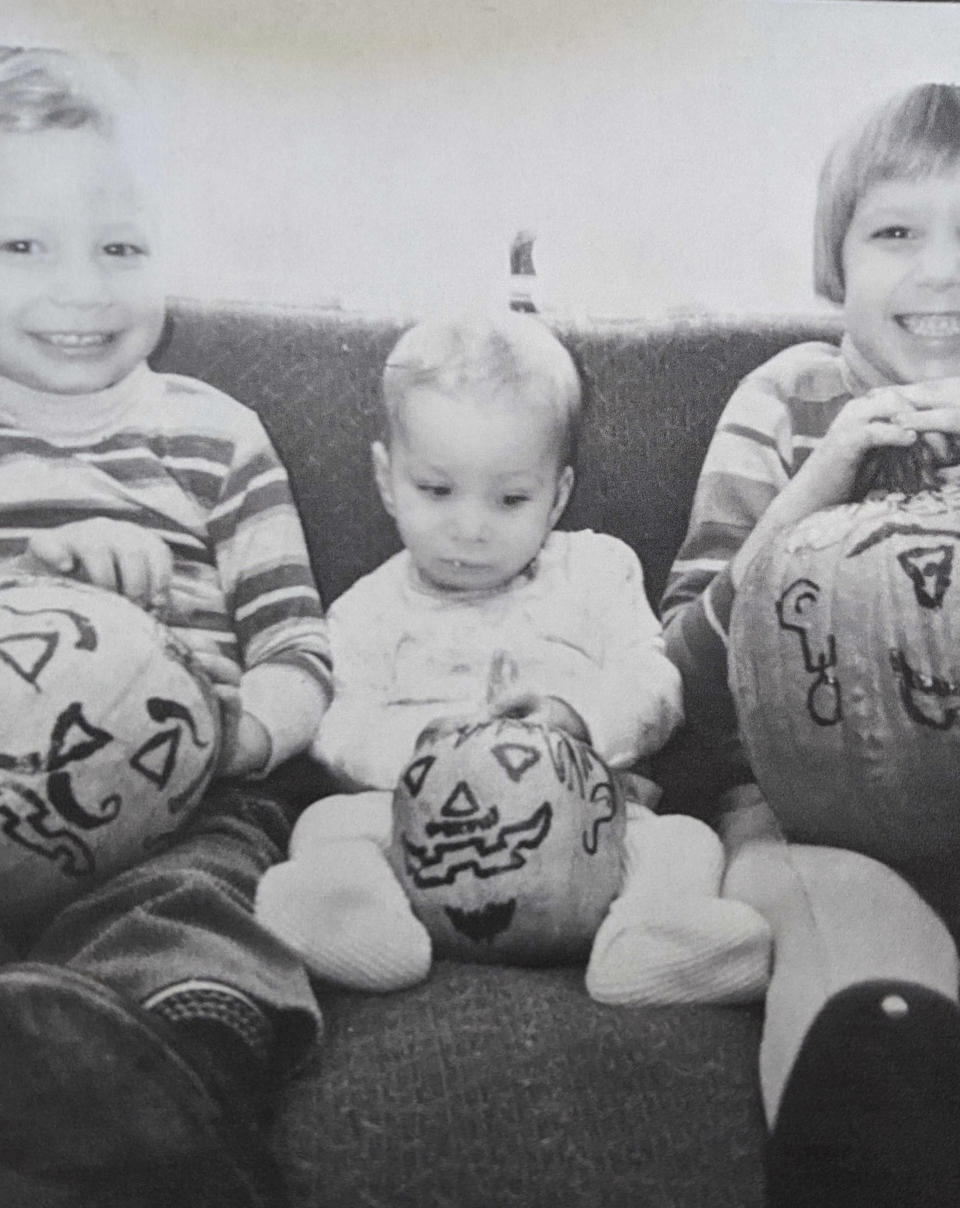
left=897, top=313, right=960, bottom=339
left=32, top=333, right=117, bottom=349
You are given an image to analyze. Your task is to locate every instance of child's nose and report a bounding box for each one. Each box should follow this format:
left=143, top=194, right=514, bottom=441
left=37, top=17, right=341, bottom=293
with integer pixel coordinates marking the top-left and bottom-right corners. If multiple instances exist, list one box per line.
left=48, top=254, right=112, bottom=309
left=450, top=501, right=490, bottom=543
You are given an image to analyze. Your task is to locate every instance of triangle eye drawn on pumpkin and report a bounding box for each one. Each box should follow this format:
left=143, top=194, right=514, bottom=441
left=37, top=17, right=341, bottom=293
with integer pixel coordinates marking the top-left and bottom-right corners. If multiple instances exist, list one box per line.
left=897, top=543, right=953, bottom=609
left=46, top=702, right=112, bottom=771
left=130, top=728, right=181, bottom=789
left=403, top=755, right=436, bottom=798
left=0, top=630, right=59, bottom=688
left=491, top=742, right=541, bottom=782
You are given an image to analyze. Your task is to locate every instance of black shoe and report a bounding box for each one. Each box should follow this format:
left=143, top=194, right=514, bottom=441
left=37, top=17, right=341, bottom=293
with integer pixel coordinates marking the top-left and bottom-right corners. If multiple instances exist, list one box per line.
left=767, top=979, right=960, bottom=1207
left=0, top=963, right=288, bottom=1207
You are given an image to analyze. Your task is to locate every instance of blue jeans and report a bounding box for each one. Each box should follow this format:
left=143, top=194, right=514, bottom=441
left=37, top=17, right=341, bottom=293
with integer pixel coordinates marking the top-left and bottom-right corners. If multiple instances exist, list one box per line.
left=4, top=782, right=320, bottom=1076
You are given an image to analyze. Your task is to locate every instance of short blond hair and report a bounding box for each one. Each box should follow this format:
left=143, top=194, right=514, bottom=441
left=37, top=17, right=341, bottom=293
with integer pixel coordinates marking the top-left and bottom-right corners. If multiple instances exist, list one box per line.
left=0, top=47, right=119, bottom=133
left=814, top=84, right=960, bottom=303
left=382, top=313, right=583, bottom=463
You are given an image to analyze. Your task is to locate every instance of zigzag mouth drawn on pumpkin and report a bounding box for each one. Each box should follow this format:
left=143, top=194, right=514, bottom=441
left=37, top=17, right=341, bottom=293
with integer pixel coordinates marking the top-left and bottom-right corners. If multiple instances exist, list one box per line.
left=889, top=649, right=960, bottom=730
left=425, top=805, right=499, bottom=838
left=401, top=800, right=552, bottom=888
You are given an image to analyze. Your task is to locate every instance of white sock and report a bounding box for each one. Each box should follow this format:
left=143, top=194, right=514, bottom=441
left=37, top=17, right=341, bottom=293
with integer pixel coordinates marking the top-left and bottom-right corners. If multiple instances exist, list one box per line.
left=585, top=809, right=772, bottom=1006
left=289, top=790, right=394, bottom=857
left=256, top=838, right=431, bottom=993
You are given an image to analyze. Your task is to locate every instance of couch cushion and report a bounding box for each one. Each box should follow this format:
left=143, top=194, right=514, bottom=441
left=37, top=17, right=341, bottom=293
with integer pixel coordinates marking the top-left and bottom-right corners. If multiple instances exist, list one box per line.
left=273, top=962, right=766, bottom=1208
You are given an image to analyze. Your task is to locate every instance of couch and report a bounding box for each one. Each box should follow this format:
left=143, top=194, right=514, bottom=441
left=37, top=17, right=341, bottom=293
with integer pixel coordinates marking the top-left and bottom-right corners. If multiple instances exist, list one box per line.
left=150, top=300, right=843, bottom=1208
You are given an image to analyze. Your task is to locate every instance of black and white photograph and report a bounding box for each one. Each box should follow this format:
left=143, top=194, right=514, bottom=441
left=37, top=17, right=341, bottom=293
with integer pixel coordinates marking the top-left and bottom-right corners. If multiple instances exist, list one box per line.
left=2, top=2, right=960, bottom=1206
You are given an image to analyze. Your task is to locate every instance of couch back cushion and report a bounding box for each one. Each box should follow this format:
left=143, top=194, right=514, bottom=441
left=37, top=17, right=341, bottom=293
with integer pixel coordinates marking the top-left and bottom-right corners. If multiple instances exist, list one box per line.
left=152, top=302, right=841, bottom=609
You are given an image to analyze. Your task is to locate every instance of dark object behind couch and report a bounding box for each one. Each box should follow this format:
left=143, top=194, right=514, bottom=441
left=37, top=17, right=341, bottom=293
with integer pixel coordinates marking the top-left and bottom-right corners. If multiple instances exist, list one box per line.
left=149, top=302, right=841, bottom=1208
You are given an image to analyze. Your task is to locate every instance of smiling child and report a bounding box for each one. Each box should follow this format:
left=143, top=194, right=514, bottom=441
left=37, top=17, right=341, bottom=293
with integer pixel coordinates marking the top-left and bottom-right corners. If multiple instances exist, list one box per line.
left=661, top=83, right=960, bottom=1206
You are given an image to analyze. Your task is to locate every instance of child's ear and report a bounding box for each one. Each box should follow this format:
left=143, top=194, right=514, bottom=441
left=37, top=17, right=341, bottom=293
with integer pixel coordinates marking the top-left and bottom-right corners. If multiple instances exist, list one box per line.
left=549, top=465, right=575, bottom=526
left=371, top=441, right=396, bottom=517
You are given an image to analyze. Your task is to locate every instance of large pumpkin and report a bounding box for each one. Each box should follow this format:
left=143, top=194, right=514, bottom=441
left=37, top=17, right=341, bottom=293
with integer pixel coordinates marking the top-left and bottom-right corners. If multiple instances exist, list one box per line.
left=729, top=445, right=960, bottom=888
left=387, top=718, right=625, bottom=964
left=0, top=575, right=221, bottom=931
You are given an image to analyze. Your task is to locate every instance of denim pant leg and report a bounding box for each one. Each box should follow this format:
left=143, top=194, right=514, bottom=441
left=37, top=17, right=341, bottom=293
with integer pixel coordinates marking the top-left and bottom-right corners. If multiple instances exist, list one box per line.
left=25, top=782, right=321, bottom=1073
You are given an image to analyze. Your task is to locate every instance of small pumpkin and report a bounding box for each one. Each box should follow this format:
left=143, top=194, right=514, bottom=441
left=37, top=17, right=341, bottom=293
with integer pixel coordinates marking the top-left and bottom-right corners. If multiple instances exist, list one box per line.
left=729, top=441, right=960, bottom=888
left=387, top=717, right=625, bottom=964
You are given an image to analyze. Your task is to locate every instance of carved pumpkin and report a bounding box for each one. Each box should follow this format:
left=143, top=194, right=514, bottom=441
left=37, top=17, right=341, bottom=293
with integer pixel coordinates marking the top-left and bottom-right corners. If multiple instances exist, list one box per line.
left=0, top=575, right=220, bottom=931
left=387, top=718, right=625, bottom=964
left=729, top=444, right=960, bottom=886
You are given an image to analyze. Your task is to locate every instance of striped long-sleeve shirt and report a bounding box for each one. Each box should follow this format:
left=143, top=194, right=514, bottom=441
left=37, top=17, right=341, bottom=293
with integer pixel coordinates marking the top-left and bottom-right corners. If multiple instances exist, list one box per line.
left=0, top=362, right=331, bottom=770
left=659, top=334, right=885, bottom=765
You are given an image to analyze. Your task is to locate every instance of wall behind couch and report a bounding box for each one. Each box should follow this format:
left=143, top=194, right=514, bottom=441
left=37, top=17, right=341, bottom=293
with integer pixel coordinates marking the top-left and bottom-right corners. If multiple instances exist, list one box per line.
left=8, top=0, right=960, bottom=321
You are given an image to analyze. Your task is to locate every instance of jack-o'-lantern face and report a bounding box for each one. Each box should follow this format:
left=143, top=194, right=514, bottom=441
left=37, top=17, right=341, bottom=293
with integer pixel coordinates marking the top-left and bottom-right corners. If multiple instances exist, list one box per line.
left=0, top=576, right=220, bottom=932
left=388, top=718, right=624, bottom=964
left=730, top=484, right=960, bottom=889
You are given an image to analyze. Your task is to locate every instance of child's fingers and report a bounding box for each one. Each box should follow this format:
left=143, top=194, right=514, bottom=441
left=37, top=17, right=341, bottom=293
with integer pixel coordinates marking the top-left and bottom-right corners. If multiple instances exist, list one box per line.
left=892, top=378, right=960, bottom=409
left=110, top=533, right=171, bottom=608
left=837, top=391, right=918, bottom=427
left=140, top=536, right=173, bottom=607
left=24, top=531, right=75, bottom=574
left=862, top=419, right=920, bottom=447
left=72, top=545, right=123, bottom=594
left=489, top=691, right=539, bottom=720
left=893, top=407, right=960, bottom=434
left=112, top=548, right=155, bottom=606
left=187, top=645, right=242, bottom=687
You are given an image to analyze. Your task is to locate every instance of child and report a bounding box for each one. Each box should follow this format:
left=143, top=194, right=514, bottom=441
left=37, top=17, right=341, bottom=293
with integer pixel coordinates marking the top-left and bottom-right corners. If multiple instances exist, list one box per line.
left=256, top=311, right=772, bottom=1004
left=661, top=84, right=960, bottom=1206
left=0, top=49, right=331, bottom=1208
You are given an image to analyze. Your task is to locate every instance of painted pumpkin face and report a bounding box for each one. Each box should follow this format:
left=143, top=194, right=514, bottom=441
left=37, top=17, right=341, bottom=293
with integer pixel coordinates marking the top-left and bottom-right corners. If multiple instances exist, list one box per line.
left=729, top=483, right=960, bottom=884
left=0, top=576, right=220, bottom=931
left=387, top=718, right=625, bottom=964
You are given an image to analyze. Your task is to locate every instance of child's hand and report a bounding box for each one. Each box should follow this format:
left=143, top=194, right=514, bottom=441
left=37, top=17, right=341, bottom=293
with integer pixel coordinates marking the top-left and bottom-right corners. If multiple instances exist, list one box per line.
left=23, top=518, right=172, bottom=611
left=415, top=710, right=489, bottom=745
left=490, top=692, right=591, bottom=743
left=888, top=379, right=960, bottom=473
left=186, top=643, right=271, bottom=778
left=788, top=380, right=960, bottom=513
left=415, top=695, right=591, bottom=747
left=786, top=388, right=921, bottom=514
left=732, top=380, right=960, bottom=588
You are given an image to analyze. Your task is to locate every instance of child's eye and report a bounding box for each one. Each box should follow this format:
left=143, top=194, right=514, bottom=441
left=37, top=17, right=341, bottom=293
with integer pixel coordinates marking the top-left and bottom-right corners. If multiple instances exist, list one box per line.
left=502, top=494, right=530, bottom=507
left=0, top=239, right=39, bottom=254
left=417, top=483, right=451, bottom=498
left=103, top=242, right=147, bottom=258
left=871, top=225, right=915, bottom=241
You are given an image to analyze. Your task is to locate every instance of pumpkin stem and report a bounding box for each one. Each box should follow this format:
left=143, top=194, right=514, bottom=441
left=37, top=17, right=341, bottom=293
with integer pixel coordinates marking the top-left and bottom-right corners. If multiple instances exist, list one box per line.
left=851, top=435, right=960, bottom=501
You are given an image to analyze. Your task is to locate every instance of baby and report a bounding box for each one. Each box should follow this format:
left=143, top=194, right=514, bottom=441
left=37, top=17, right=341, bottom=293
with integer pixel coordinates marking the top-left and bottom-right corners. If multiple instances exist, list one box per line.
left=257, top=312, right=771, bottom=1002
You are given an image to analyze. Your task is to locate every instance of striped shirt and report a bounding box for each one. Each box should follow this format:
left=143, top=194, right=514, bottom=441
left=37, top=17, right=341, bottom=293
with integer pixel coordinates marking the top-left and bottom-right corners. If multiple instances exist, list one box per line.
left=659, top=334, right=883, bottom=757
left=0, top=362, right=331, bottom=765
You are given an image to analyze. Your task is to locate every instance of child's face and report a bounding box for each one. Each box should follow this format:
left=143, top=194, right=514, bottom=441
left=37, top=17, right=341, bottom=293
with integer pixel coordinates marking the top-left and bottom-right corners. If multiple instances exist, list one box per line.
left=0, top=128, right=165, bottom=394
left=842, top=167, right=960, bottom=383
left=373, top=388, right=574, bottom=594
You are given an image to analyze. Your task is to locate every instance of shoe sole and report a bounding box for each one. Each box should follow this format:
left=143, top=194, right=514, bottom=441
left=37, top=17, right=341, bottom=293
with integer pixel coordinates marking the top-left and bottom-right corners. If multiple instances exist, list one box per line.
left=768, top=979, right=960, bottom=1207
left=0, top=963, right=233, bottom=1177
